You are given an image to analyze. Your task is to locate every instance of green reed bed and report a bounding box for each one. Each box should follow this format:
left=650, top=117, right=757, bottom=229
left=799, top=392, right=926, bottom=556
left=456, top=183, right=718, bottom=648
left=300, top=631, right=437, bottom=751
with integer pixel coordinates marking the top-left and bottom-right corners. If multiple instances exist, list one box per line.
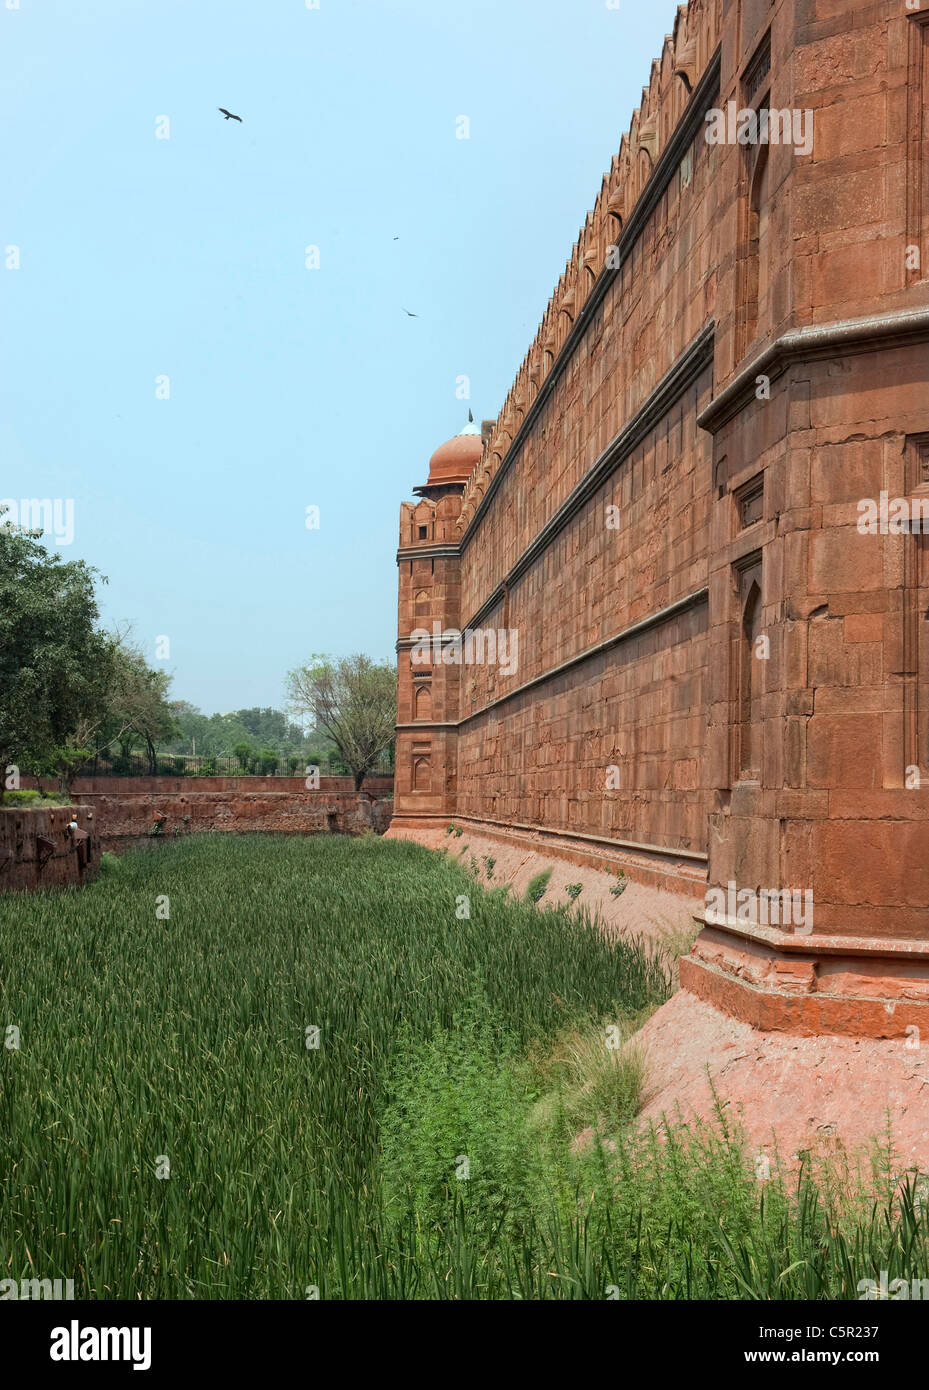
left=0, top=834, right=925, bottom=1298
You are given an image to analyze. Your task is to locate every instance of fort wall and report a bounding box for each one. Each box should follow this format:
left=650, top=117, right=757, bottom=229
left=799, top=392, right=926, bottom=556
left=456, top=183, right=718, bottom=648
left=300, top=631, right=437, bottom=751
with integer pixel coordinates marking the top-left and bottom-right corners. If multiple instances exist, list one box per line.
left=389, top=0, right=929, bottom=1037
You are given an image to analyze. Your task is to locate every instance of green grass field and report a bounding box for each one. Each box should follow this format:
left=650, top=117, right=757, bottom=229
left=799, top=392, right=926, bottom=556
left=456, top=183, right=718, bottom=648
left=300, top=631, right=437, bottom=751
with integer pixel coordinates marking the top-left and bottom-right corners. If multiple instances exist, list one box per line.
left=0, top=834, right=926, bottom=1299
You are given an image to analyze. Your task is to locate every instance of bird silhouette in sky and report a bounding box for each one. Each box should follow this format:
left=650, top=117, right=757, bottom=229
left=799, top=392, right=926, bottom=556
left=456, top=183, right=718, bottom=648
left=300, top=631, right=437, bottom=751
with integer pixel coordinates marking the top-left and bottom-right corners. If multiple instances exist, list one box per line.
left=218, top=108, right=242, bottom=122
left=402, top=308, right=419, bottom=317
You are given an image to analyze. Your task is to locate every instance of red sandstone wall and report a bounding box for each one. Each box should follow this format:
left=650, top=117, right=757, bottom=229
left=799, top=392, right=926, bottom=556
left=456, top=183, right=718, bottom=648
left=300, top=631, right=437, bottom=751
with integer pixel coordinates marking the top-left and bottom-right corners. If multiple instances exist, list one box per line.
left=454, top=367, right=715, bottom=853
left=457, top=242, right=717, bottom=631
left=445, top=17, right=724, bottom=856
left=706, top=340, right=929, bottom=944
left=82, top=791, right=393, bottom=844
left=25, top=776, right=393, bottom=796
left=1, top=790, right=393, bottom=893
left=456, top=592, right=709, bottom=854
left=392, top=0, right=727, bottom=840
left=392, top=0, right=929, bottom=1035
left=0, top=807, right=97, bottom=893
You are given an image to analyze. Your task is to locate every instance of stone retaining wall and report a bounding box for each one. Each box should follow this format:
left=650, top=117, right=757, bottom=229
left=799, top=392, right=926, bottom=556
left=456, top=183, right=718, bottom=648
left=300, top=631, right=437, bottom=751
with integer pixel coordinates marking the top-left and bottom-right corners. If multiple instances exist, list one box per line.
left=1, top=788, right=393, bottom=892
left=25, top=775, right=394, bottom=796
left=83, top=790, right=393, bottom=847
left=0, top=806, right=98, bottom=893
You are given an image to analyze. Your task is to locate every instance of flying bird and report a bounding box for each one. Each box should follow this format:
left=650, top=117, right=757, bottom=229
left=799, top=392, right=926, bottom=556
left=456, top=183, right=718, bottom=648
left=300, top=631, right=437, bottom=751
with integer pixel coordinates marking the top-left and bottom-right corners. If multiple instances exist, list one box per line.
left=402, top=308, right=419, bottom=317
left=218, top=108, right=242, bottom=122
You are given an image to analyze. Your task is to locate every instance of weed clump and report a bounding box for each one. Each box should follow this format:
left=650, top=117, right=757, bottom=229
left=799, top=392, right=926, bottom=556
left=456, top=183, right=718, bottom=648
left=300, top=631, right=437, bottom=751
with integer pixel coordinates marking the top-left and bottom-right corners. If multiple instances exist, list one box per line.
left=526, top=868, right=553, bottom=903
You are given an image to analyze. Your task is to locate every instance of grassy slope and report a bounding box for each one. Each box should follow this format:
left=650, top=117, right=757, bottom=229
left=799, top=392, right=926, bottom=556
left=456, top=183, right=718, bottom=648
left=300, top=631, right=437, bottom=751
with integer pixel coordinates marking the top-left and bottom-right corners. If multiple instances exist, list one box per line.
left=0, top=835, right=664, bottom=1297
left=0, top=834, right=925, bottom=1299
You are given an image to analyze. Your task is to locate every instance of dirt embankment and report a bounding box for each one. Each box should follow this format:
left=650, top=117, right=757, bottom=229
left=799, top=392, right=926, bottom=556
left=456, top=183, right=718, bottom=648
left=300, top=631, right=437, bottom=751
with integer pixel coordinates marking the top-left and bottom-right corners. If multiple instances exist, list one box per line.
left=395, top=824, right=699, bottom=964
left=403, top=824, right=929, bottom=1174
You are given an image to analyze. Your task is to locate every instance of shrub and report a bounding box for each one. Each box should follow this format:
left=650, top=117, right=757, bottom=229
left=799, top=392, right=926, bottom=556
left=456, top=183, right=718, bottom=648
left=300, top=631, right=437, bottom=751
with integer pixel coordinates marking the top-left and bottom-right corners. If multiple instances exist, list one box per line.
left=257, top=749, right=279, bottom=776
left=528, top=1017, right=647, bottom=1146
left=526, top=869, right=552, bottom=903
left=610, top=871, right=627, bottom=897
left=381, top=1005, right=537, bottom=1244
left=1, top=789, right=71, bottom=807
left=232, top=741, right=253, bottom=772
left=1, top=789, right=42, bottom=806
left=565, top=883, right=583, bottom=901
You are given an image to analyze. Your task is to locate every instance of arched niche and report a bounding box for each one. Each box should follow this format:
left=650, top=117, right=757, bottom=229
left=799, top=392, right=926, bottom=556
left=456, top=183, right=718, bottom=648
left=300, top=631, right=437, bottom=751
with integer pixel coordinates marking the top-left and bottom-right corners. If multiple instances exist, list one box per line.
left=738, top=568, right=764, bottom=780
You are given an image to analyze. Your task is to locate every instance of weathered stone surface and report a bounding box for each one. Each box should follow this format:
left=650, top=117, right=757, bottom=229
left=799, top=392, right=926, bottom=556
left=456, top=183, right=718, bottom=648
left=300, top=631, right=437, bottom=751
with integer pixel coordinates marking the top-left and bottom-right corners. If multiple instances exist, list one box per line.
left=0, top=807, right=98, bottom=893
left=81, top=790, right=393, bottom=846
left=389, top=0, right=929, bottom=1039
left=25, top=776, right=394, bottom=797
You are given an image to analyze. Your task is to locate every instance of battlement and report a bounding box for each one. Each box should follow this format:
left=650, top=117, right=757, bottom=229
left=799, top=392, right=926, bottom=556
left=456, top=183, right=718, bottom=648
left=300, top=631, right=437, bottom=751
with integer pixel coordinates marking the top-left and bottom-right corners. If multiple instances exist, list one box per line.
left=457, top=0, right=721, bottom=534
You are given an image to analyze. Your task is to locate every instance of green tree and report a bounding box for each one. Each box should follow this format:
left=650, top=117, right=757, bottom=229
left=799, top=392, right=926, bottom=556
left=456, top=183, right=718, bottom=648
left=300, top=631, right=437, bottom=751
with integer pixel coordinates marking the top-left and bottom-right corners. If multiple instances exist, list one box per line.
left=163, top=705, right=315, bottom=761
left=232, top=741, right=254, bottom=772
left=256, top=748, right=279, bottom=776
left=0, top=507, right=110, bottom=791
left=103, top=639, right=177, bottom=774
left=166, top=700, right=212, bottom=756
left=286, top=653, right=396, bottom=790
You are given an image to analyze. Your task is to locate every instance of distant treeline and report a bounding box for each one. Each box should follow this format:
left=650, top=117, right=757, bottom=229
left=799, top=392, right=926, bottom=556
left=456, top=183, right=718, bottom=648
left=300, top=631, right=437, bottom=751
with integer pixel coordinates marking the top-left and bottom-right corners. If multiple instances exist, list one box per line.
left=163, top=702, right=338, bottom=764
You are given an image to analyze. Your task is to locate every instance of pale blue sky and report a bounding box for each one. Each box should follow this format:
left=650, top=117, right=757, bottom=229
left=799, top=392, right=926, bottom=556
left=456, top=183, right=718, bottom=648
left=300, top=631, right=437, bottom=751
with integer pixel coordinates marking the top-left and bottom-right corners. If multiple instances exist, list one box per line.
left=1, top=0, right=673, bottom=711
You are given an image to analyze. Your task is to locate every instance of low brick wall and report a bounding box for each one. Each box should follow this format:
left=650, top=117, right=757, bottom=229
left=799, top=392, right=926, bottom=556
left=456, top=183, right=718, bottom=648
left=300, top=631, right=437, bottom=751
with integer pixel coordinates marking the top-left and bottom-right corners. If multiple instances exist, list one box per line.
left=82, top=789, right=393, bottom=847
left=0, top=806, right=98, bottom=893
left=27, top=775, right=394, bottom=796
left=2, top=784, right=393, bottom=891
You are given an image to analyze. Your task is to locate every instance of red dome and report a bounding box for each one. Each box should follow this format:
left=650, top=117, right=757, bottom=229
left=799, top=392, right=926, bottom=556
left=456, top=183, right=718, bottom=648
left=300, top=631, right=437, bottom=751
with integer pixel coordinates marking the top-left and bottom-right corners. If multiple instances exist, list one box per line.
left=426, top=427, right=483, bottom=486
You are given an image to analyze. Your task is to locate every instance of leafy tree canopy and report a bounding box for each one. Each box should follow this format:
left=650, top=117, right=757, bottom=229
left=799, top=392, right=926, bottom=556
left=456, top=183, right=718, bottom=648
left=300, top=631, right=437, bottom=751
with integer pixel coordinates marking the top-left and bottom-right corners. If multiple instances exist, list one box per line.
left=286, top=653, right=396, bottom=789
left=164, top=705, right=315, bottom=759
left=0, top=508, right=110, bottom=782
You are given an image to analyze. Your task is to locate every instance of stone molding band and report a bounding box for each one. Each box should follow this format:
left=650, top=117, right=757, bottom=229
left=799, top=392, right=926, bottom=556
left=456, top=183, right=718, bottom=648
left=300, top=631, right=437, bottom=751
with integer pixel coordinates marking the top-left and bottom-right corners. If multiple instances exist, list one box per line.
left=698, top=304, right=929, bottom=433
left=397, top=585, right=709, bottom=725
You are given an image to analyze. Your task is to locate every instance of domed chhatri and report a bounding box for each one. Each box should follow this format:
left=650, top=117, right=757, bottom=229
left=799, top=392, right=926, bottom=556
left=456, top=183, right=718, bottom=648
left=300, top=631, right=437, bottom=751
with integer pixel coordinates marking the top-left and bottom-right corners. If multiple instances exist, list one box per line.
left=425, top=420, right=483, bottom=488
